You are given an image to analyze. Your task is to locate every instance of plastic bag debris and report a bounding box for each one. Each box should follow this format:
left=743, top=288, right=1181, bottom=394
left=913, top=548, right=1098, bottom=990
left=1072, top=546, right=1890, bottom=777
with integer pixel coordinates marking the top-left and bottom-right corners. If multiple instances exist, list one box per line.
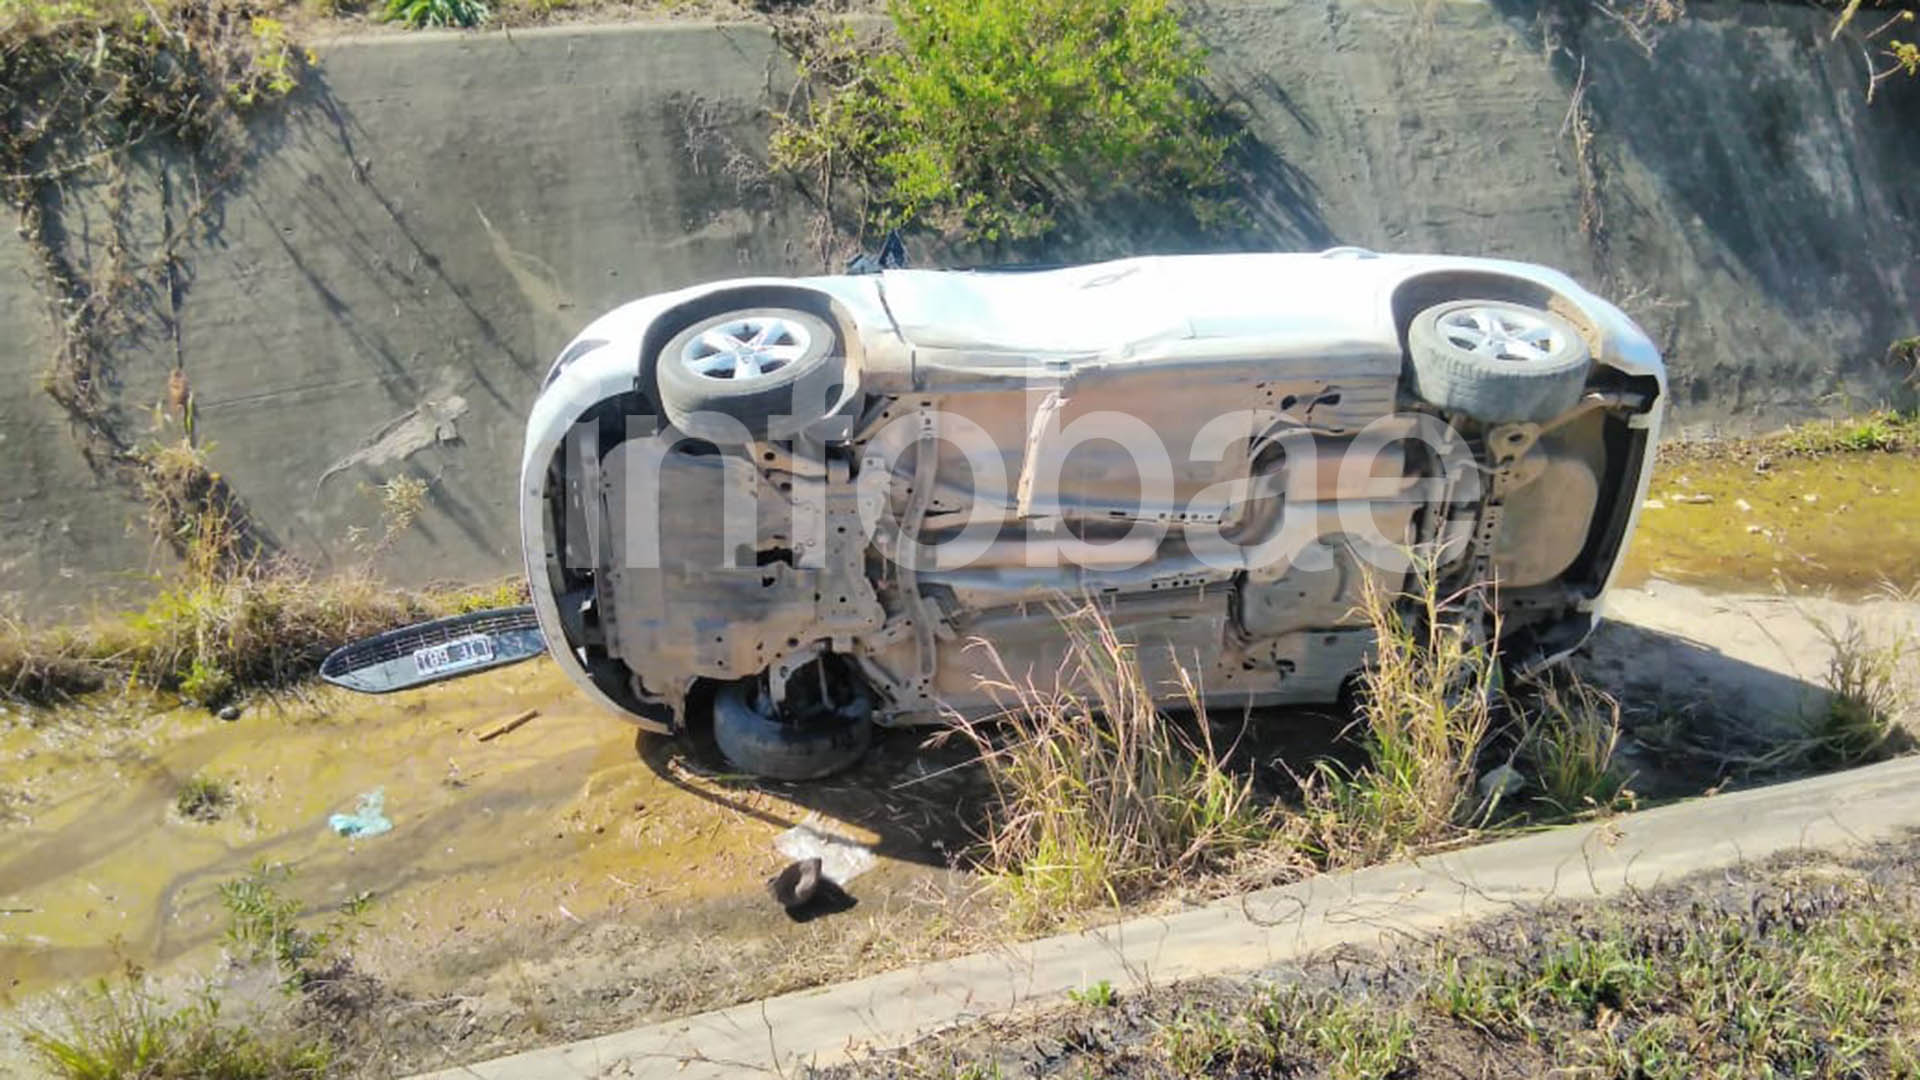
left=329, top=789, right=393, bottom=838
left=774, top=813, right=874, bottom=885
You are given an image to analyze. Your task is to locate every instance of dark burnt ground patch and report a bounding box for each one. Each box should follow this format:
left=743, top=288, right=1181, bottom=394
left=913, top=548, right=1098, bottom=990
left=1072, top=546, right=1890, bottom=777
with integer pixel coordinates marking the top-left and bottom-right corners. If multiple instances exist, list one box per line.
left=819, top=830, right=1920, bottom=1080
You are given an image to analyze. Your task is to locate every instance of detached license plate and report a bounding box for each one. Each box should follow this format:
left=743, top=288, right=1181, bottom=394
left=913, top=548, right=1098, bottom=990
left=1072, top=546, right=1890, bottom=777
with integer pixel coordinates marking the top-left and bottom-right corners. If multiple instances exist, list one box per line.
left=413, top=634, right=495, bottom=677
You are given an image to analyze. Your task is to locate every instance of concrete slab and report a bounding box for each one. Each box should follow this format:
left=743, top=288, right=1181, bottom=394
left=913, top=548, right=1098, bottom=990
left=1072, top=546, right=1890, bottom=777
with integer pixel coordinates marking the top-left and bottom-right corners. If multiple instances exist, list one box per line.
left=413, top=754, right=1920, bottom=1079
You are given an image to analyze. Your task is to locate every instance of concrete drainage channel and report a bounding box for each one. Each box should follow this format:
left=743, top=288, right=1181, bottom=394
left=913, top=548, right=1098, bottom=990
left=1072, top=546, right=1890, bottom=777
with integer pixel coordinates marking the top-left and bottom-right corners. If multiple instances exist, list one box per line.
left=415, top=755, right=1920, bottom=1080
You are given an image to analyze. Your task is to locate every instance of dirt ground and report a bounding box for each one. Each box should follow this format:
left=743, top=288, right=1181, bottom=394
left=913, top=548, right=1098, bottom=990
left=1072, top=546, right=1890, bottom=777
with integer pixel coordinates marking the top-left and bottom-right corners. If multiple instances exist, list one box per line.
left=1, top=449, right=1916, bottom=1075
left=820, top=832, right=1920, bottom=1079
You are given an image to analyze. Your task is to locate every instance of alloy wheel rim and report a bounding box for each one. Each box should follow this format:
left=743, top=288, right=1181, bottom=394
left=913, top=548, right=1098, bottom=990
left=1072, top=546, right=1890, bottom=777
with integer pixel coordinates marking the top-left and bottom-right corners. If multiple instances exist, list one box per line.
left=1437, top=306, right=1565, bottom=363
left=680, top=316, right=812, bottom=381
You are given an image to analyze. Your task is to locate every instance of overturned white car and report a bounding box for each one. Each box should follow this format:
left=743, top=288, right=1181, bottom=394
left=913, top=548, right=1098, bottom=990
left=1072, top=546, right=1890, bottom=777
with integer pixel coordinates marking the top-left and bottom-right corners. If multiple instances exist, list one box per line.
left=506, top=250, right=1664, bottom=779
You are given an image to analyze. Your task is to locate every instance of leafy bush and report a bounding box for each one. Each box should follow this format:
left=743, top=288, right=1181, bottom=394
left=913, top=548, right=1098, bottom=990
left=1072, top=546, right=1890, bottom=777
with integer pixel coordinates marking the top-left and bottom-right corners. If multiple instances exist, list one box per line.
left=383, top=0, right=489, bottom=28
left=772, top=0, right=1232, bottom=244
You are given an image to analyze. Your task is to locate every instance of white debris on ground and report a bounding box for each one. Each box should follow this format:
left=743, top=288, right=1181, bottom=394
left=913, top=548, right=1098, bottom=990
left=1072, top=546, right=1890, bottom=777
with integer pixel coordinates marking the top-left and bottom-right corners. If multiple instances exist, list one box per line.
left=775, top=813, right=877, bottom=885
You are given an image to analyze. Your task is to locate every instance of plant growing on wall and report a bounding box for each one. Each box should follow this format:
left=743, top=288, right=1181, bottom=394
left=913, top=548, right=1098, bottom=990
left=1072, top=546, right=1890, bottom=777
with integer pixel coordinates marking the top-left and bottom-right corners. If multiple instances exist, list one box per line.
left=771, top=0, right=1234, bottom=249
left=0, top=1, right=306, bottom=571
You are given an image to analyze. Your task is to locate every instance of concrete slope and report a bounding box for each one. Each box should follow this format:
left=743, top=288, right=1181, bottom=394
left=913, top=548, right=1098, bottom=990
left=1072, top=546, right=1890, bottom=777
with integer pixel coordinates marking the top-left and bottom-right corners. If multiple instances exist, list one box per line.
left=413, top=754, right=1920, bottom=1079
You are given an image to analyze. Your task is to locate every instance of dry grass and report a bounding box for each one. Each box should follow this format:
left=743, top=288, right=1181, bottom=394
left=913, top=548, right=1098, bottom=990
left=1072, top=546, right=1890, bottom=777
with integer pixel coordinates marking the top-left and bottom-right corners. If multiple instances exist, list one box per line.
left=1298, top=559, right=1501, bottom=867
left=0, top=572, right=527, bottom=708
left=1802, top=614, right=1913, bottom=766
left=947, top=602, right=1283, bottom=918
left=946, top=559, right=1649, bottom=917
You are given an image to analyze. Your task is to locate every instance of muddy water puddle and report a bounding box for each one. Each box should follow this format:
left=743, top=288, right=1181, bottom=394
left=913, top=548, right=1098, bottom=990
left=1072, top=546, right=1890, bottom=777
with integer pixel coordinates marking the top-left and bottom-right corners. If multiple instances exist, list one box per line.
left=0, top=663, right=970, bottom=1005
left=1622, top=452, right=1920, bottom=596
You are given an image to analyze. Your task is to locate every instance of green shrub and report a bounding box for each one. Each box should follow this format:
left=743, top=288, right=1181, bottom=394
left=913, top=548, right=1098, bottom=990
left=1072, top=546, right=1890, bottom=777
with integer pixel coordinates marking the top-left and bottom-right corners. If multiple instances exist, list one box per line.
left=383, top=0, right=489, bottom=27
left=179, top=658, right=237, bottom=709
left=219, top=862, right=320, bottom=974
left=772, top=0, right=1232, bottom=244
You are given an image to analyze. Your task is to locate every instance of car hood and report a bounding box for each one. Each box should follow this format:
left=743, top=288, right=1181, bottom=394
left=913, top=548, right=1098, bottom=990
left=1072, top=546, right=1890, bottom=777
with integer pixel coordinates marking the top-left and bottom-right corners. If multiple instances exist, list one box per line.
left=877, top=253, right=1396, bottom=355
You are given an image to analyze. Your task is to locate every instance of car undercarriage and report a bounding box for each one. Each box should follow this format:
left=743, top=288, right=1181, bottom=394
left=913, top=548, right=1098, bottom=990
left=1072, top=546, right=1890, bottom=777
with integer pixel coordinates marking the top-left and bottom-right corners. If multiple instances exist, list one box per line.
left=523, top=252, right=1666, bottom=778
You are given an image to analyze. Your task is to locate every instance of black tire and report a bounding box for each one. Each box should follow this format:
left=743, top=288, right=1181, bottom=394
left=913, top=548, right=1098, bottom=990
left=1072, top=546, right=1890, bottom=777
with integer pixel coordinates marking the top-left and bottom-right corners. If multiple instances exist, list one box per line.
left=711, top=679, right=873, bottom=781
left=1406, top=300, right=1591, bottom=424
left=656, top=306, right=847, bottom=441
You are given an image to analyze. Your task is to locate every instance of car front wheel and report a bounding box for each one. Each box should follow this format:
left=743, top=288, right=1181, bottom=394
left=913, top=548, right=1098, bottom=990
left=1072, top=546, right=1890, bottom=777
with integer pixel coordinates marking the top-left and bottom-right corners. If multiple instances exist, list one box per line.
left=1405, top=299, right=1591, bottom=424
left=655, top=306, right=846, bottom=441
left=709, top=658, right=873, bottom=781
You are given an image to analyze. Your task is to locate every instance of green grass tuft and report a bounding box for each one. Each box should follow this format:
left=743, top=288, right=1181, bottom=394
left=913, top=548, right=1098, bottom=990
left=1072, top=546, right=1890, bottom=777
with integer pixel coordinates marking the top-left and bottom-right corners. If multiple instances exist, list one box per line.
left=173, top=774, right=234, bottom=822
left=1514, top=677, right=1632, bottom=816
left=1067, top=979, right=1117, bottom=1007
left=25, top=980, right=332, bottom=1080
left=1778, top=409, right=1917, bottom=455
left=1301, top=556, right=1500, bottom=866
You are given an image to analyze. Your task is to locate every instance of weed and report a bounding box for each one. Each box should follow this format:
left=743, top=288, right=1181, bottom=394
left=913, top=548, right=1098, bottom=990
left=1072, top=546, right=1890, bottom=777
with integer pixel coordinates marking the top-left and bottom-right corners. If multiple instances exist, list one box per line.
left=1159, top=1006, right=1246, bottom=1075
left=1301, top=557, right=1499, bottom=866
left=137, top=438, right=264, bottom=582
left=1736, top=612, right=1917, bottom=772
left=1804, top=614, right=1912, bottom=765
left=836, top=847, right=1920, bottom=1080
left=173, top=774, right=233, bottom=822
left=1832, top=0, right=1920, bottom=100
left=1295, top=996, right=1416, bottom=1080
left=771, top=0, right=1232, bottom=248
left=1428, top=953, right=1528, bottom=1034
left=1159, top=987, right=1412, bottom=1079
left=218, top=862, right=321, bottom=975
left=3, top=2, right=306, bottom=564
left=1514, top=677, right=1631, bottom=816
left=180, top=657, right=237, bottom=709
left=383, top=0, right=489, bottom=27
left=1067, top=979, right=1116, bottom=1007
left=0, top=571, right=528, bottom=706
left=25, top=979, right=332, bottom=1080
left=1778, top=409, right=1917, bottom=455
left=949, top=602, right=1277, bottom=917
left=1533, top=933, right=1655, bottom=1015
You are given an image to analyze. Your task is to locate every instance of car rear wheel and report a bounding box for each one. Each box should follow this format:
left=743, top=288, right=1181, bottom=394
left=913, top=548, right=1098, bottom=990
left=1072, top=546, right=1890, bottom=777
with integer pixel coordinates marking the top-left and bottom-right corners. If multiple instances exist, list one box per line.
left=656, top=306, right=846, bottom=441
left=710, top=659, right=873, bottom=781
left=1406, top=300, right=1591, bottom=424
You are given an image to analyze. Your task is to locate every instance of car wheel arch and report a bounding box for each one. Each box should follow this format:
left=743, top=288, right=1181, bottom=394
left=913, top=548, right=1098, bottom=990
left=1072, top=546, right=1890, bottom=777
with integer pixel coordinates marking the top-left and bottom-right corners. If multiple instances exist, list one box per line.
left=640, top=284, right=867, bottom=401
left=1388, top=270, right=1603, bottom=361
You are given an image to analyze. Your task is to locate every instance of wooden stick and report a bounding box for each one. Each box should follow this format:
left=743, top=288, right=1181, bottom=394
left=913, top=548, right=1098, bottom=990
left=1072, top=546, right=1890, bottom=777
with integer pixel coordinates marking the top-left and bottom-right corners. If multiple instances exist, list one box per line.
left=475, top=708, right=539, bottom=743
